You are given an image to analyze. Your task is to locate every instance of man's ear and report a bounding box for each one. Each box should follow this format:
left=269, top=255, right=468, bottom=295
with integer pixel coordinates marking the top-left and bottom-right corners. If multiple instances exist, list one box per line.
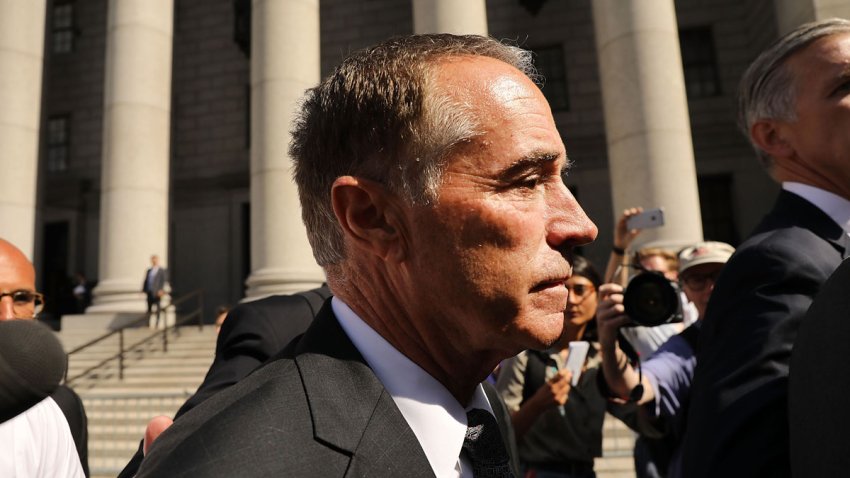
left=331, top=176, right=407, bottom=261
left=751, top=119, right=794, bottom=160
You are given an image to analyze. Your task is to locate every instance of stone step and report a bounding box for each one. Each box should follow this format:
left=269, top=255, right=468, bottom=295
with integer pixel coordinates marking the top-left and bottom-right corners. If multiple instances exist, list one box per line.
left=70, top=352, right=215, bottom=362
left=68, top=354, right=215, bottom=371
left=70, top=364, right=212, bottom=378
left=87, top=404, right=179, bottom=414
left=90, top=456, right=140, bottom=478
left=75, top=384, right=201, bottom=395
left=59, top=327, right=215, bottom=351
left=66, top=338, right=215, bottom=355
left=599, top=414, right=636, bottom=477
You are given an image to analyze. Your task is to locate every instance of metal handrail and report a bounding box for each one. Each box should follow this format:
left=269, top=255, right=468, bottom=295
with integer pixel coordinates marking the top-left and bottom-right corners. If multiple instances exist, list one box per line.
left=65, top=289, right=205, bottom=384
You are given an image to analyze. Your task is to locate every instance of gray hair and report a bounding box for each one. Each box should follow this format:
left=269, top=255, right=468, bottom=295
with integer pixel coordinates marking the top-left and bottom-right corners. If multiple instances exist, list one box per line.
left=738, top=18, right=850, bottom=167
left=290, top=34, right=537, bottom=267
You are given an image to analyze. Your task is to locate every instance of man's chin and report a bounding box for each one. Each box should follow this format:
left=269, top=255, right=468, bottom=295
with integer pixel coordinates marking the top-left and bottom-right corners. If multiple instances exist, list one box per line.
left=520, top=316, right=566, bottom=349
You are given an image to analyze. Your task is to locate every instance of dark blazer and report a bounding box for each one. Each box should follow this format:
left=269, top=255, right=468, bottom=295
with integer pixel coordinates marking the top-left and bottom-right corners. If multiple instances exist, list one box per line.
left=136, top=301, right=519, bottom=477
left=681, top=190, right=850, bottom=477
left=118, top=286, right=331, bottom=477
left=142, top=267, right=168, bottom=301
left=789, top=258, right=850, bottom=477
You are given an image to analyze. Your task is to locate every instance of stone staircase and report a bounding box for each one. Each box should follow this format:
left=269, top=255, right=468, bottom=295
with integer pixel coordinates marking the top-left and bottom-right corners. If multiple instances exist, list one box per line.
left=598, top=413, right=638, bottom=478
left=60, top=325, right=217, bottom=478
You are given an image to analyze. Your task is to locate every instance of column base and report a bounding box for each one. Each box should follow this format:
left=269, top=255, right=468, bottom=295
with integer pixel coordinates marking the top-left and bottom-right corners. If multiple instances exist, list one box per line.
left=89, top=277, right=148, bottom=313
left=244, top=267, right=324, bottom=301
left=61, top=312, right=147, bottom=333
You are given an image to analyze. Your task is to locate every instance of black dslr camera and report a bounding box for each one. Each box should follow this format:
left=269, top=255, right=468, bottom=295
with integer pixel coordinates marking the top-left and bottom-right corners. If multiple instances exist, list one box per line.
left=622, top=270, right=683, bottom=327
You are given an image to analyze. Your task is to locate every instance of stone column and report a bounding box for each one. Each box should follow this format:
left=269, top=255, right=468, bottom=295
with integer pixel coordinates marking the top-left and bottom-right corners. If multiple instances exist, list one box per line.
left=412, top=0, right=488, bottom=35
left=244, top=0, right=323, bottom=299
left=0, top=0, right=47, bottom=259
left=592, top=0, right=703, bottom=248
left=775, top=0, right=850, bottom=35
left=89, top=0, right=173, bottom=314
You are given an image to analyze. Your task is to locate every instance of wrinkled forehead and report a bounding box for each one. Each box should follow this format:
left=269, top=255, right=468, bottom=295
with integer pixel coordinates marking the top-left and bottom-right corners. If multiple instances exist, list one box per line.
left=432, top=55, right=544, bottom=108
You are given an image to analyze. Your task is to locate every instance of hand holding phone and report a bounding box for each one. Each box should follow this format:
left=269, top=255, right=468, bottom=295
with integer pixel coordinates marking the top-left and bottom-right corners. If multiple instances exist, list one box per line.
left=565, top=341, right=590, bottom=386
left=626, top=207, right=665, bottom=230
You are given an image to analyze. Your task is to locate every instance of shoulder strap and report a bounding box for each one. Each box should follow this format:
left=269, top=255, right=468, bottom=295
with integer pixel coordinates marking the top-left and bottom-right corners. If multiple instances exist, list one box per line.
left=521, top=350, right=550, bottom=404
left=51, top=385, right=90, bottom=477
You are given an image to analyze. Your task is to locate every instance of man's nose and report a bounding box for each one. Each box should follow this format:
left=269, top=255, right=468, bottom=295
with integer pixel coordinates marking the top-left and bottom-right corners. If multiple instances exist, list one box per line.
left=547, top=183, right=598, bottom=247
left=0, top=297, right=15, bottom=320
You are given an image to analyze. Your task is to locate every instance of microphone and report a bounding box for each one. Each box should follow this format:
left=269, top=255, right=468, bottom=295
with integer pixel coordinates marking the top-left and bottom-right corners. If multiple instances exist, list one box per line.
left=0, top=320, right=67, bottom=423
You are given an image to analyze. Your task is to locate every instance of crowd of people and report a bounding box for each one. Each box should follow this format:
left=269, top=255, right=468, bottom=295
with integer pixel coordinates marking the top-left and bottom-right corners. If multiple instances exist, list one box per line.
left=1, top=17, right=849, bottom=478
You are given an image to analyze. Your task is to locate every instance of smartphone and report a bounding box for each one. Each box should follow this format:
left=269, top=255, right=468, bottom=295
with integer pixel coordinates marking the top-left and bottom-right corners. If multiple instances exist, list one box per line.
left=626, top=207, right=665, bottom=230
left=565, top=341, right=590, bottom=386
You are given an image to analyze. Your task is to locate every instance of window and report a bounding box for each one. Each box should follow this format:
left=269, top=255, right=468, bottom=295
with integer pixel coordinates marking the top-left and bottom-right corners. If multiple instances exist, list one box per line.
left=532, top=45, right=569, bottom=111
left=698, top=175, right=738, bottom=245
left=52, top=2, right=75, bottom=54
left=679, top=27, right=721, bottom=98
left=47, top=115, right=70, bottom=172
left=233, top=0, right=251, bottom=57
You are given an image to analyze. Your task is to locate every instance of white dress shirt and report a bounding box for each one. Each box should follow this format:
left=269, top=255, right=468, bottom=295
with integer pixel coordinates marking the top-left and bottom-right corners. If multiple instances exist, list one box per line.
left=0, top=397, right=85, bottom=478
left=784, top=182, right=850, bottom=236
left=333, top=297, right=493, bottom=478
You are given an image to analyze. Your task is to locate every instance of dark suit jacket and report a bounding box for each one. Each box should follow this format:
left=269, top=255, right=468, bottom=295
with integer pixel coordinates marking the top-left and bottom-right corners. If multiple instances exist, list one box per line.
left=789, top=258, right=850, bottom=477
left=118, top=286, right=331, bottom=477
left=681, top=190, right=850, bottom=477
left=142, top=267, right=168, bottom=299
left=136, top=301, right=519, bottom=477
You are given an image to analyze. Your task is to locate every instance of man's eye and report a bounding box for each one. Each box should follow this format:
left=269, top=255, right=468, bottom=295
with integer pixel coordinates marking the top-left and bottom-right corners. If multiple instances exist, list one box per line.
left=517, top=176, right=542, bottom=188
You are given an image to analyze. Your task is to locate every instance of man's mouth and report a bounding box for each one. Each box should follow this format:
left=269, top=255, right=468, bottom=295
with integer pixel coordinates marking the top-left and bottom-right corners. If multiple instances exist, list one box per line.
left=531, top=279, right=568, bottom=293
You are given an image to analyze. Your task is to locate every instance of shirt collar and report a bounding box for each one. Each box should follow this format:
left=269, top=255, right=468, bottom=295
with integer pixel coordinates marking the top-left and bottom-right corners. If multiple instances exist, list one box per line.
left=783, top=182, right=850, bottom=236
left=332, top=297, right=492, bottom=478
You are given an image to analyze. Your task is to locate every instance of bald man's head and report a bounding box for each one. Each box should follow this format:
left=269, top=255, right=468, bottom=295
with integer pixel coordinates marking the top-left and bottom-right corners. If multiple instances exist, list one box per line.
left=0, top=239, right=38, bottom=320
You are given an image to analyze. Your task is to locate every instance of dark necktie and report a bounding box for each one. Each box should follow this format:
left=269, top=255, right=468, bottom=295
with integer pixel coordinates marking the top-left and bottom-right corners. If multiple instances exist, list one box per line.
left=462, top=408, right=515, bottom=478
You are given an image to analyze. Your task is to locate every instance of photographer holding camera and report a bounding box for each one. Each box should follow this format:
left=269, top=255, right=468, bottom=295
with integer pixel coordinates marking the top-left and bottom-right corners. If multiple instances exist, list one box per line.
left=596, top=241, right=734, bottom=478
left=604, top=208, right=698, bottom=359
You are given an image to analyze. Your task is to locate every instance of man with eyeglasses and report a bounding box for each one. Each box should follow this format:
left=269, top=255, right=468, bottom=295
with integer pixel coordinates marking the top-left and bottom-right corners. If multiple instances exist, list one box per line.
left=0, top=238, right=87, bottom=477
left=595, top=241, right=734, bottom=478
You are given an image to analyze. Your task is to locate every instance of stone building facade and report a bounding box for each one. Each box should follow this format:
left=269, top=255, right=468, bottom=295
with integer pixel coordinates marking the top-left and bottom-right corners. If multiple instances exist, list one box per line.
left=3, top=0, right=848, bottom=321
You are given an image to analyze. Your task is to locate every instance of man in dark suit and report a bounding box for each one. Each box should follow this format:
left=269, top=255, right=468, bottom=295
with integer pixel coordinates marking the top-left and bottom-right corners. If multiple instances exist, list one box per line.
left=680, top=19, right=850, bottom=478
left=142, top=254, right=168, bottom=328
left=136, top=33, right=597, bottom=477
left=789, top=258, right=850, bottom=476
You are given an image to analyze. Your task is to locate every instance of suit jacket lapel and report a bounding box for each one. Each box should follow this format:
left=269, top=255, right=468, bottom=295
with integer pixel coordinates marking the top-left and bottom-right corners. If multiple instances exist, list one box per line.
left=294, top=302, right=435, bottom=477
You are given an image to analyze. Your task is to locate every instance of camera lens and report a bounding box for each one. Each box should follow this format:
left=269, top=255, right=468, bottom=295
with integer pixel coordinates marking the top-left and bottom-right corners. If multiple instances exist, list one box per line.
left=623, top=272, right=682, bottom=327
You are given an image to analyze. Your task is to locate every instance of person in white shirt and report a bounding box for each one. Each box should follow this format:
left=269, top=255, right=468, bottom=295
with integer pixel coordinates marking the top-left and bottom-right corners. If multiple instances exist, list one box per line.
left=0, top=238, right=85, bottom=478
left=0, top=397, right=85, bottom=478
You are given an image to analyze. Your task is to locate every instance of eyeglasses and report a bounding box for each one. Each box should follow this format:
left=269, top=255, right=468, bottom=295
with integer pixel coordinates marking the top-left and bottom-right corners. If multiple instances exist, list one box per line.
left=680, top=270, right=722, bottom=292
left=0, top=290, right=45, bottom=319
left=566, top=283, right=596, bottom=303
